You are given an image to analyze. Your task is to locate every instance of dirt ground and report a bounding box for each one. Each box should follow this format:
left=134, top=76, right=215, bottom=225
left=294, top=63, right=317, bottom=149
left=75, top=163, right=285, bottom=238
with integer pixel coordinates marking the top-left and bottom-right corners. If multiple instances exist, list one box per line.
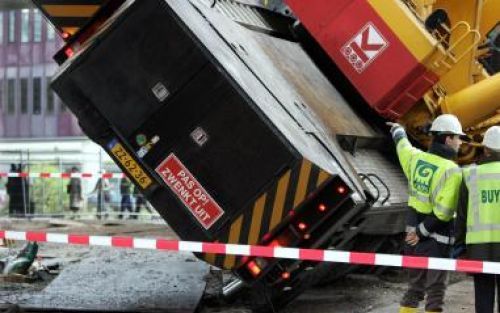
left=288, top=273, right=474, bottom=313
left=0, top=219, right=476, bottom=312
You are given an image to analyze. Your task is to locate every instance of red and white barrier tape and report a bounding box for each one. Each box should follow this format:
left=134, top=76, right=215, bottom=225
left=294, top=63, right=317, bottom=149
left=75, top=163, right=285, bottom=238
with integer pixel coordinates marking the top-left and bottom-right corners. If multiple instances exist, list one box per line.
left=0, top=230, right=493, bottom=274
left=0, top=172, right=125, bottom=179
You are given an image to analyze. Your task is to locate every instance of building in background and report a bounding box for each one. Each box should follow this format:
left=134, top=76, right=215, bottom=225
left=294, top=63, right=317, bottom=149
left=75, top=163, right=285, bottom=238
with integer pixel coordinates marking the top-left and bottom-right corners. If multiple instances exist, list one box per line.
left=0, top=8, right=112, bottom=169
left=0, top=8, right=81, bottom=138
left=0, top=8, right=117, bottom=216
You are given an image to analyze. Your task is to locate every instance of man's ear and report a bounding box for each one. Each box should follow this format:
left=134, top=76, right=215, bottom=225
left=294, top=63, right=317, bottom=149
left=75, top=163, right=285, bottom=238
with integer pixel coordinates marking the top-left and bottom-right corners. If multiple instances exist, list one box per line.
left=444, top=135, right=452, bottom=146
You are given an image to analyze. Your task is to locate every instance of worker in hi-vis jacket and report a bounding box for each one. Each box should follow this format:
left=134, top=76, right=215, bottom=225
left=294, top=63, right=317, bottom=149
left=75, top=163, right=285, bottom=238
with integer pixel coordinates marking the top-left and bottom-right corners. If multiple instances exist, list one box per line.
left=455, top=126, right=500, bottom=313
left=389, top=114, right=464, bottom=313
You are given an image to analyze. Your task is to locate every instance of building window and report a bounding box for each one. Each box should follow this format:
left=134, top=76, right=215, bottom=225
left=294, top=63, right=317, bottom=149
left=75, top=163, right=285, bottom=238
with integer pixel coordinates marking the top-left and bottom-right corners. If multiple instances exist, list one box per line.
left=7, top=79, right=15, bottom=115
left=47, top=24, right=55, bottom=41
left=8, top=11, right=15, bottom=43
left=0, top=80, right=3, bottom=110
left=33, top=10, right=42, bottom=43
left=46, top=78, right=55, bottom=114
left=0, top=13, right=4, bottom=44
left=21, top=9, right=30, bottom=43
left=33, top=78, right=42, bottom=115
left=20, top=78, right=28, bottom=114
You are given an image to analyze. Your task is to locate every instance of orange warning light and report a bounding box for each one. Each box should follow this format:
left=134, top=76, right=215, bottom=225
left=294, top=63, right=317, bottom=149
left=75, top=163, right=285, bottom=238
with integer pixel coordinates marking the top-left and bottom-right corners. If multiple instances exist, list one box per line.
left=247, top=261, right=262, bottom=277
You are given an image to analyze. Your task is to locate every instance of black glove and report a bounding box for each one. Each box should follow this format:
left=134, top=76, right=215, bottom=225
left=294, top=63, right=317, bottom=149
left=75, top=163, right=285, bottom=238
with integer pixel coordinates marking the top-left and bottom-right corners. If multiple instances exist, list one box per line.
left=451, top=244, right=466, bottom=259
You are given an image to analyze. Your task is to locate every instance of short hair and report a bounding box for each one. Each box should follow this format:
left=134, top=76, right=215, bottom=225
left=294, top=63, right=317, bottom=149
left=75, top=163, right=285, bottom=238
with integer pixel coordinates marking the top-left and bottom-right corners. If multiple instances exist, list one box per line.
left=432, top=133, right=453, bottom=145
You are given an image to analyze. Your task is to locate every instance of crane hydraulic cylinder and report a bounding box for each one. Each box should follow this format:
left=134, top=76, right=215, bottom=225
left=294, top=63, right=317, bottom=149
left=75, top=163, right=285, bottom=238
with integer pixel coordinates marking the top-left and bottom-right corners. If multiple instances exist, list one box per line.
left=441, top=73, right=500, bottom=128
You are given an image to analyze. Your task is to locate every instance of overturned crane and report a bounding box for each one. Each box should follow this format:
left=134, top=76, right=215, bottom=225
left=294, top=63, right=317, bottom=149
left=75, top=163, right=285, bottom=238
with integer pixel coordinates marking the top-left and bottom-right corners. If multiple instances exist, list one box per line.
left=31, top=0, right=500, bottom=310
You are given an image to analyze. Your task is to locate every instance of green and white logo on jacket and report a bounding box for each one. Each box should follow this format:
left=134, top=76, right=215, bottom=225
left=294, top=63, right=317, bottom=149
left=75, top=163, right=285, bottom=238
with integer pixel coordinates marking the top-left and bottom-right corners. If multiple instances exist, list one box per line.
left=413, top=160, right=439, bottom=194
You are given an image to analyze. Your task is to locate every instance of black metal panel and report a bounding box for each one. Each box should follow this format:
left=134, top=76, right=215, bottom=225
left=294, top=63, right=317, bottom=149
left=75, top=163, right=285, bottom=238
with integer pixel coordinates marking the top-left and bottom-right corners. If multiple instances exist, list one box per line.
left=68, top=0, right=208, bottom=137
left=132, top=63, right=295, bottom=219
left=53, top=0, right=297, bottom=240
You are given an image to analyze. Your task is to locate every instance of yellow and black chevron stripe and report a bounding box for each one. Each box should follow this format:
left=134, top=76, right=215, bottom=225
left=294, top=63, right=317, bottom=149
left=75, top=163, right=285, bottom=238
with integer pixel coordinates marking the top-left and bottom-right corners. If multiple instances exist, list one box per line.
left=204, top=158, right=332, bottom=269
left=32, top=0, right=106, bottom=37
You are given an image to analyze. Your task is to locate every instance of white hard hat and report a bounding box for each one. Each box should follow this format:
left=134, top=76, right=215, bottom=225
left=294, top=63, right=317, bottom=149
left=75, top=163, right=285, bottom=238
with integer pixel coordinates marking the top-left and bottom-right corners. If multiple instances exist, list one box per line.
left=429, top=114, right=465, bottom=136
left=483, top=126, right=500, bottom=151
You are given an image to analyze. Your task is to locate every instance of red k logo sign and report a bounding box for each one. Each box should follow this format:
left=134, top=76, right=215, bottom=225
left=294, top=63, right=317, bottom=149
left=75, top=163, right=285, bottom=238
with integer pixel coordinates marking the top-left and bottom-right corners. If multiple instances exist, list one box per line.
left=342, top=23, right=389, bottom=73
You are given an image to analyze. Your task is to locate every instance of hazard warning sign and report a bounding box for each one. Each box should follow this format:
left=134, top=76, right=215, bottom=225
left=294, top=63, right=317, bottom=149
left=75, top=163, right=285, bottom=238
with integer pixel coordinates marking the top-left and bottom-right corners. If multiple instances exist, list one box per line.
left=341, top=23, right=389, bottom=73
left=156, top=154, right=224, bottom=230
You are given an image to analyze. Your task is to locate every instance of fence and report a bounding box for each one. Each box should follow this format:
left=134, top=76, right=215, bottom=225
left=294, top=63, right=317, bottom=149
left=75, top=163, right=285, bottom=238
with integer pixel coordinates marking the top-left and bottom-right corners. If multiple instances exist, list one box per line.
left=0, top=149, right=161, bottom=221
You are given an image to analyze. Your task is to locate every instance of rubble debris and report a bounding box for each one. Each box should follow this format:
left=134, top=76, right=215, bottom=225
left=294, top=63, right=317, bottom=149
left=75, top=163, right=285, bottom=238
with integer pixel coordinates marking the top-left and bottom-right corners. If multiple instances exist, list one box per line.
left=0, top=243, right=38, bottom=276
left=0, top=304, right=22, bottom=313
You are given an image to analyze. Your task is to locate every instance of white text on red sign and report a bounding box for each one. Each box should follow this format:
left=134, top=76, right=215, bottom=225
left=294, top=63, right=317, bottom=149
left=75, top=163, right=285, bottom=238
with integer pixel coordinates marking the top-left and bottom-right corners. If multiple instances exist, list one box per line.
left=155, top=154, right=224, bottom=229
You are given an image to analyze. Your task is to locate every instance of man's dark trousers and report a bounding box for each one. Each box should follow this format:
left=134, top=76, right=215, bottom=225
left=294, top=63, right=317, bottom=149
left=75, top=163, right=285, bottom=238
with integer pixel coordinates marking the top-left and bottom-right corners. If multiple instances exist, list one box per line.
left=474, top=273, right=500, bottom=313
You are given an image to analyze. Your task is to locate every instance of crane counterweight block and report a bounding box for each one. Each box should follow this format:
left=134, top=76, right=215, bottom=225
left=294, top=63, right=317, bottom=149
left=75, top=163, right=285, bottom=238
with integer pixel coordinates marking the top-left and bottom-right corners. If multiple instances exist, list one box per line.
left=50, top=0, right=370, bottom=288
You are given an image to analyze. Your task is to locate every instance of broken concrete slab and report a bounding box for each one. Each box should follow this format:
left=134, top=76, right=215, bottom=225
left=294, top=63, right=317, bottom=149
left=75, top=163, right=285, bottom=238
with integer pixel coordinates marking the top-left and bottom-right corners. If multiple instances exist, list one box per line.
left=20, top=248, right=210, bottom=313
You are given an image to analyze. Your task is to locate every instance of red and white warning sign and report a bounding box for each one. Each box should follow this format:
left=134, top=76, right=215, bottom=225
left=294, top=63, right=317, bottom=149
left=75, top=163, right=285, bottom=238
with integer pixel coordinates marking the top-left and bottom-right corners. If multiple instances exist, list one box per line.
left=156, top=154, right=224, bottom=230
left=341, top=22, right=389, bottom=73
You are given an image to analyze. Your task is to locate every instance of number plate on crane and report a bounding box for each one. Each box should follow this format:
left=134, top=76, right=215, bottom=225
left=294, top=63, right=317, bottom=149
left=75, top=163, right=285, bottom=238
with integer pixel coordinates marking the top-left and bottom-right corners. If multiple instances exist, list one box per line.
left=110, top=142, right=152, bottom=189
